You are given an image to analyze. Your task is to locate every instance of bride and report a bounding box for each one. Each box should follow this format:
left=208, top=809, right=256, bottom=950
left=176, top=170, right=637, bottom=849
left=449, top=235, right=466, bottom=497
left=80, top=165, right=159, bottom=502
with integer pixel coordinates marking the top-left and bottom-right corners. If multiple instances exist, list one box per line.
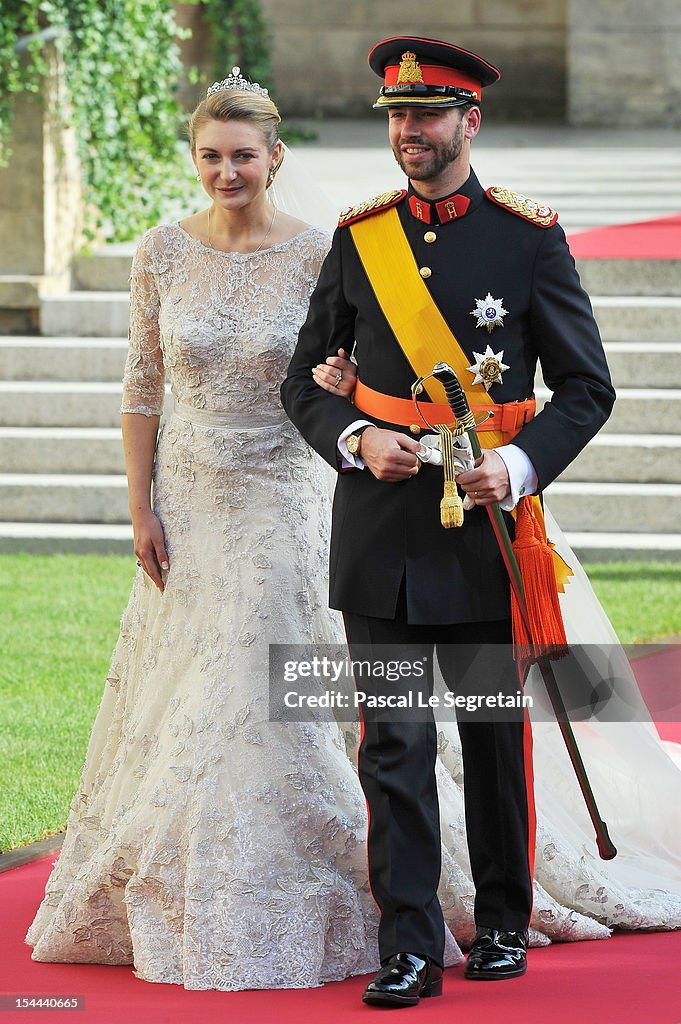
left=26, top=74, right=681, bottom=989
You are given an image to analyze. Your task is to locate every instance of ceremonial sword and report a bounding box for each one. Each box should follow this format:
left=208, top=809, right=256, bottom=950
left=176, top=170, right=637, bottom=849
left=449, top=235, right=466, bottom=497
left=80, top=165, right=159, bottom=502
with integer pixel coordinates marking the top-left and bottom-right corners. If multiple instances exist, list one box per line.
left=431, top=361, right=617, bottom=861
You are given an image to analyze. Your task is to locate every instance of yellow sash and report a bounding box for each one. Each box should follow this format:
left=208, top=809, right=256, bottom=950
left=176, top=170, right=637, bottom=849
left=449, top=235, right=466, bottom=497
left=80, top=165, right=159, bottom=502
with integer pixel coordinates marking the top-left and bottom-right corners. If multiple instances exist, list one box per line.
left=349, top=206, right=504, bottom=448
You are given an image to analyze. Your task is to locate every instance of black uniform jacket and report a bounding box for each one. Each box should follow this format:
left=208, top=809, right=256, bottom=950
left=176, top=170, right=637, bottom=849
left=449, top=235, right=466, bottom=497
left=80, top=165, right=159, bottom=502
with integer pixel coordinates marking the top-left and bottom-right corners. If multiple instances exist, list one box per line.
left=281, top=170, right=615, bottom=624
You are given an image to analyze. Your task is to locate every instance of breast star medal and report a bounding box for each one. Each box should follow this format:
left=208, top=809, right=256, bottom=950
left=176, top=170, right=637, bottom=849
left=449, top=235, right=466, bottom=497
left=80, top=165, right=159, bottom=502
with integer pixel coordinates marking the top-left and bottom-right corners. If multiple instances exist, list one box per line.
left=467, top=345, right=510, bottom=391
left=470, top=292, right=508, bottom=333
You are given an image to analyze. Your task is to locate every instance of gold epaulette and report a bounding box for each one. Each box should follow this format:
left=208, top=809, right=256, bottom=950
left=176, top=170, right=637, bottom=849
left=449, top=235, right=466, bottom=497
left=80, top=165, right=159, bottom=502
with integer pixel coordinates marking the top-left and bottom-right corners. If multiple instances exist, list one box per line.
left=338, top=189, right=407, bottom=228
left=485, top=186, right=558, bottom=228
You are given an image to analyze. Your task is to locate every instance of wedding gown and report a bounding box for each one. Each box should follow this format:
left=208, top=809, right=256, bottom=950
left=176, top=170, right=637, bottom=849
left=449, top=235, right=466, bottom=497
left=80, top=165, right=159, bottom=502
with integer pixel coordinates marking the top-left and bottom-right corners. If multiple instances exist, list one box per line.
left=26, top=222, right=681, bottom=989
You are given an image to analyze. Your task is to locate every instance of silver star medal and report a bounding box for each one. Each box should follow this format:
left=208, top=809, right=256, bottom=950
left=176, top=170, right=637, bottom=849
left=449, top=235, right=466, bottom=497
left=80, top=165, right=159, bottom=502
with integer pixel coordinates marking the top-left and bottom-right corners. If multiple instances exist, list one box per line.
left=467, top=345, right=510, bottom=391
left=470, top=292, right=508, bottom=334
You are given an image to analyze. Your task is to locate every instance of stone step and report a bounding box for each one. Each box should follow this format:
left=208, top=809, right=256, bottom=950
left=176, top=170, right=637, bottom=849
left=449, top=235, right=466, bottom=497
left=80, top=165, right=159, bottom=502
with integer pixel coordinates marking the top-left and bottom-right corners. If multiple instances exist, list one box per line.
left=2, top=426, right=679, bottom=483
left=39, top=289, right=681, bottom=342
left=1, top=337, right=679, bottom=391
left=536, top=388, right=681, bottom=435
left=0, top=474, right=130, bottom=524
left=72, top=245, right=135, bottom=293
left=564, top=531, right=681, bottom=563
left=1, top=520, right=679, bottom=560
left=0, top=427, right=125, bottom=474
left=535, top=342, right=681, bottom=390
left=2, top=475, right=679, bottom=534
left=602, top=342, right=681, bottom=388
left=544, top=482, right=681, bottom=533
left=0, top=337, right=127, bottom=381
left=589, top=296, right=681, bottom=342
left=0, top=522, right=133, bottom=555
left=0, top=382, right=125, bottom=427
left=70, top=244, right=681, bottom=298
left=559, top=434, right=681, bottom=483
left=2, top=337, right=680, bottom=390
left=0, top=383, right=172, bottom=427
left=575, top=260, right=681, bottom=298
left=1, top=382, right=679, bottom=432
left=41, top=292, right=130, bottom=337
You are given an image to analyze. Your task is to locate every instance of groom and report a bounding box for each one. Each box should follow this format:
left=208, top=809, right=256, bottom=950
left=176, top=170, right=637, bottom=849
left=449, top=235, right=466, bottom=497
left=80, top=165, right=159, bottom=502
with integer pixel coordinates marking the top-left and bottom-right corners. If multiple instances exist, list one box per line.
left=282, top=35, right=614, bottom=1006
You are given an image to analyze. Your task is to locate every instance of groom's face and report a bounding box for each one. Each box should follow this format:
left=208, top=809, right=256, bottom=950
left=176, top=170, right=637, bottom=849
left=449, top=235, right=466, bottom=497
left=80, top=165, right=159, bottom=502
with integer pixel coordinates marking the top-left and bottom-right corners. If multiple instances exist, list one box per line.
left=388, top=106, right=467, bottom=182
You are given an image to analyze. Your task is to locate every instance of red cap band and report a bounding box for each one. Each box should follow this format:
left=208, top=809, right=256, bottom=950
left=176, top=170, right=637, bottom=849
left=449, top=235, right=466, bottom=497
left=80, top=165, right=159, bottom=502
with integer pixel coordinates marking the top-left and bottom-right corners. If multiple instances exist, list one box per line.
left=384, top=63, right=481, bottom=98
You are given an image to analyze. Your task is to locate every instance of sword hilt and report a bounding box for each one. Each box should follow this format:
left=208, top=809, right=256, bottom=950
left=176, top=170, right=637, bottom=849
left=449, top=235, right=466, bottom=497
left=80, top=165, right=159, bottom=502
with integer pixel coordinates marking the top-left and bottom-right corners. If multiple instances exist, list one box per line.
left=432, top=362, right=470, bottom=420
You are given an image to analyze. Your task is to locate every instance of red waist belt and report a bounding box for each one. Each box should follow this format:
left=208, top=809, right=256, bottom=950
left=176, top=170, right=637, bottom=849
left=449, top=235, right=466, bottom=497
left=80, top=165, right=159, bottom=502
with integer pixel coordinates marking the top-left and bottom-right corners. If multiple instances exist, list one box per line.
left=354, top=379, right=535, bottom=443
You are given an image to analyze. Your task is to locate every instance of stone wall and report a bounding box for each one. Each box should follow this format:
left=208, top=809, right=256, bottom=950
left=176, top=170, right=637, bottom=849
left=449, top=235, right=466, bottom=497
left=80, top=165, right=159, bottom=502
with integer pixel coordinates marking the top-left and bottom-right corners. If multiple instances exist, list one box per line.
left=0, top=43, right=83, bottom=332
left=567, top=0, right=681, bottom=127
left=174, top=0, right=568, bottom=120
left=174, top=2, right=214, bottom=113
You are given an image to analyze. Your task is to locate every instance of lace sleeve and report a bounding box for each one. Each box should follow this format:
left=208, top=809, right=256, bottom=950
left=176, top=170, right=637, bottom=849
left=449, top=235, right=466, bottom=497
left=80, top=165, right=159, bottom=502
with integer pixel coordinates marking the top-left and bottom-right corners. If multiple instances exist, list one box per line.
left=305, top=229, right=332, bottom=283
left=121, top=229, right=166, bottom=416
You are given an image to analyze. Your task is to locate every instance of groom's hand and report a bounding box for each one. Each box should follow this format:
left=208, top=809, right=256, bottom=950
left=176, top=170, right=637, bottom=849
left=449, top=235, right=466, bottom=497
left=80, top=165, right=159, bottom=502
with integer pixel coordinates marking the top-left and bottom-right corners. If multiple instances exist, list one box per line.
left=361, top=428, right=422, bottom=481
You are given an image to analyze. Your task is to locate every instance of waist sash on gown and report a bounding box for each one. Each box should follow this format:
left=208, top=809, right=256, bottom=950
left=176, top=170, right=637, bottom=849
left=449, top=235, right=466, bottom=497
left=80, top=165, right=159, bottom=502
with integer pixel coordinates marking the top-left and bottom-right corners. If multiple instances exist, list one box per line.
left=172, top=400, right=288, bottom=429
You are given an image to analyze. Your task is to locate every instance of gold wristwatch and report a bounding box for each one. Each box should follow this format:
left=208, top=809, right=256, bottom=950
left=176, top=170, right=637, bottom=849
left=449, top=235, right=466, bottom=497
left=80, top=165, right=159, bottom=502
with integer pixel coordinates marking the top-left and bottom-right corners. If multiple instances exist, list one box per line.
left=346, top=425, right=373, bottom=456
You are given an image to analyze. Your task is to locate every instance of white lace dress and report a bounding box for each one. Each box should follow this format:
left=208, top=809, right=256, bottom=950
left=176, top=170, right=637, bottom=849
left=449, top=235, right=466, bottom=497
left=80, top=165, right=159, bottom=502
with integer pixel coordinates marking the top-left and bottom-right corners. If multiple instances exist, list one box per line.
left=26, top=223, right=681, bottom=989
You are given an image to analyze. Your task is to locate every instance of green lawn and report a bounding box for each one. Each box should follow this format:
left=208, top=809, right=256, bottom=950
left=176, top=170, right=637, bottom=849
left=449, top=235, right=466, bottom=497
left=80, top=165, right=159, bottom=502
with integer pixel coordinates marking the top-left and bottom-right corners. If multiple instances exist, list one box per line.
left=0, top=554, right=679, bottom=852
left=0, top=555, right=135, bottom=852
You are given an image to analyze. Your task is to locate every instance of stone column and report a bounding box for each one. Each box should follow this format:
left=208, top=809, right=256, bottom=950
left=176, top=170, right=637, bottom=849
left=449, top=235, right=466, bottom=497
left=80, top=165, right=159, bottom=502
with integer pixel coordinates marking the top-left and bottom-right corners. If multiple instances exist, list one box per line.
left=0, top=41, right=83, bottom=333
left=567, top=0, right=681, bottom=126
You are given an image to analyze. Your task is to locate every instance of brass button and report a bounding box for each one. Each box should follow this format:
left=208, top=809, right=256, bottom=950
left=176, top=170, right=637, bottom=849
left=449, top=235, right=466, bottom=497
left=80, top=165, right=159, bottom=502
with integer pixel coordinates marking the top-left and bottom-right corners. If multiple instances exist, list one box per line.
left=409, top=424, right=421, bottom=435
left=419, top=266, right=432, bottom=279
left=424, top=231, right=437, bottom=243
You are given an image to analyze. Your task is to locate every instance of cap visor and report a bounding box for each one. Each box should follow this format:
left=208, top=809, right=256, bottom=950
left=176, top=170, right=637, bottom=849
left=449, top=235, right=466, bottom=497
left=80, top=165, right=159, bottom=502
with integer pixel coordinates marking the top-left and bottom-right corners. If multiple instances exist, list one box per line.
left=373, top=94, right=473, bottom=109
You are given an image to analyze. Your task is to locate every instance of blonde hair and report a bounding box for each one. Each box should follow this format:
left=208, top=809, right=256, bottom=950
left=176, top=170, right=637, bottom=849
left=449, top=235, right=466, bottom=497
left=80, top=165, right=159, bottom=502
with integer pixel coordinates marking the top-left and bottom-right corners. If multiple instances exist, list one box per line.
left=187, top=89, right=281, bottom=155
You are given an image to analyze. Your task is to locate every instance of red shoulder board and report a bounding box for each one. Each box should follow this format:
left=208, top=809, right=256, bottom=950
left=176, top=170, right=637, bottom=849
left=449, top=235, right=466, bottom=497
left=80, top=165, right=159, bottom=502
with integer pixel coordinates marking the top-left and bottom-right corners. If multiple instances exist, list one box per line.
left=485, top=186, right=558, bottom=228
left=338, top=189, right=407, bottom=228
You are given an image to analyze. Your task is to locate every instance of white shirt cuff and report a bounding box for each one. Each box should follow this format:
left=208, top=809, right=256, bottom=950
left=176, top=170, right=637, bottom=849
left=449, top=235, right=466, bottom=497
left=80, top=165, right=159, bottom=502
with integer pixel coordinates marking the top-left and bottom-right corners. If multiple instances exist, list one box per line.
left=338, top=419, right=373, bottom=469
left=495, top=444, right=538, bottom=511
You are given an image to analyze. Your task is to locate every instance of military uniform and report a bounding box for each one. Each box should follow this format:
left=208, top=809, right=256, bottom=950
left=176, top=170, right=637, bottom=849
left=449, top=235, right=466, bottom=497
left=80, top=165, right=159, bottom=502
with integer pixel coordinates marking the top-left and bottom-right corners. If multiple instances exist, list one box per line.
left=281, top=35, right=615, bottom=987
left=283, top=173, right=614, bottom=624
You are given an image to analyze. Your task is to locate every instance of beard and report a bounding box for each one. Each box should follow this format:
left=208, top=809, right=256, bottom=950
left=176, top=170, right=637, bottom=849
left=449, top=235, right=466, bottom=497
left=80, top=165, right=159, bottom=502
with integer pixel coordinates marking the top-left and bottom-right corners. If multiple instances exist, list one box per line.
left=393, top=116, right=465, bottom=181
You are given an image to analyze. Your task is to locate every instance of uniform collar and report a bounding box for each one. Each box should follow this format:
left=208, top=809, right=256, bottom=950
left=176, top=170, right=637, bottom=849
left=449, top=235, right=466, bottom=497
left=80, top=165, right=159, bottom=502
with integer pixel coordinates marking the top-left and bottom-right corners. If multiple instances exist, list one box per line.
left=407, top=168, right=484, bottom=224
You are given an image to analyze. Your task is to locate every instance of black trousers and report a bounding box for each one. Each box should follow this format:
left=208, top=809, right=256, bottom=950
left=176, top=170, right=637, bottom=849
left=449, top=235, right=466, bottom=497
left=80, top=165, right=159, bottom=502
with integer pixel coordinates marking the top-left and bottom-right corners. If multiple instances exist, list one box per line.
left=343, top=588, right=535, bottom=967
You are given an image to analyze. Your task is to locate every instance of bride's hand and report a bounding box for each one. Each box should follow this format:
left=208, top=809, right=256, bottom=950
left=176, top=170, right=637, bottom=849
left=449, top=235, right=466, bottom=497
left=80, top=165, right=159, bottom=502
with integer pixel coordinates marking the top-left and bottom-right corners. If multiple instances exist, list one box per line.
left=312, top=348, right=357, bottom=399
left=133, top=509, right=169, bottom=593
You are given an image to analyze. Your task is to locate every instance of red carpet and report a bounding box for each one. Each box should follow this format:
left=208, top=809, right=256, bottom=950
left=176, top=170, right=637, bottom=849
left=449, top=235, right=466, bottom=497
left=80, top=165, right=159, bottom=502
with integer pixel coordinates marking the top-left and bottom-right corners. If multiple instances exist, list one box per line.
left=631, top=645, right=681, bottom=744
left=1, top=856, right=680, bottom=1024
left=568, top=212, right=681, bottom=259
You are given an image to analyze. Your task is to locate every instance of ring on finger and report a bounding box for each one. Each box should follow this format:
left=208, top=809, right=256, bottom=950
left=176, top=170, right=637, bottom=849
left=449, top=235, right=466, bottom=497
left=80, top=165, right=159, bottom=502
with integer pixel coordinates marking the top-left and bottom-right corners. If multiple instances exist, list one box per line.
left=333, top=371, right=343, bottom=387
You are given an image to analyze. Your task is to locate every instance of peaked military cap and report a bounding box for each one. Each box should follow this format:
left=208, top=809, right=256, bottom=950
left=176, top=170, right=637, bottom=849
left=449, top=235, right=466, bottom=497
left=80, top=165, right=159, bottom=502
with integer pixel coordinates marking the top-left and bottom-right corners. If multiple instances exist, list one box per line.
left=368, top=35, right=500, bottom=109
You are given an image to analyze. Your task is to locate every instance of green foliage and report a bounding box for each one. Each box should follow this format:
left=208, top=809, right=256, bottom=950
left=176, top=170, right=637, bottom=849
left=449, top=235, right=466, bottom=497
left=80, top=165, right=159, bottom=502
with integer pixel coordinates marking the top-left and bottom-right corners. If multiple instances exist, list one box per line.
left=50, top=0, right=196, bottom=241
left=202, top=0, right=272, bottom=91
left=0, top=1, right=50, bottom=160
left=0, top=0, right=202, bottom=242
left=0, top=1, right=282, bottom=242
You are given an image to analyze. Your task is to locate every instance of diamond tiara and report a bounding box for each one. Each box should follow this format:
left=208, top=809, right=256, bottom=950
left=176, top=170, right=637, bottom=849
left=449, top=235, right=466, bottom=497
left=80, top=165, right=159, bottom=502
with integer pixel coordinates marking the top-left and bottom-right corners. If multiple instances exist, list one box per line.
left=206, top=67, right=269, bottom=99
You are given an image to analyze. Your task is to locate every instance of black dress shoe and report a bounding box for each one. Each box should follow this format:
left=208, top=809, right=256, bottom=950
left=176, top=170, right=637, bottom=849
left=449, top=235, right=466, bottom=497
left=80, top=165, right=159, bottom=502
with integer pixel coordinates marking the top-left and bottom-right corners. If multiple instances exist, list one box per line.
left=464, top=926, right=528, bottom=980
left=363, top=953, right=443, bottom=1007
